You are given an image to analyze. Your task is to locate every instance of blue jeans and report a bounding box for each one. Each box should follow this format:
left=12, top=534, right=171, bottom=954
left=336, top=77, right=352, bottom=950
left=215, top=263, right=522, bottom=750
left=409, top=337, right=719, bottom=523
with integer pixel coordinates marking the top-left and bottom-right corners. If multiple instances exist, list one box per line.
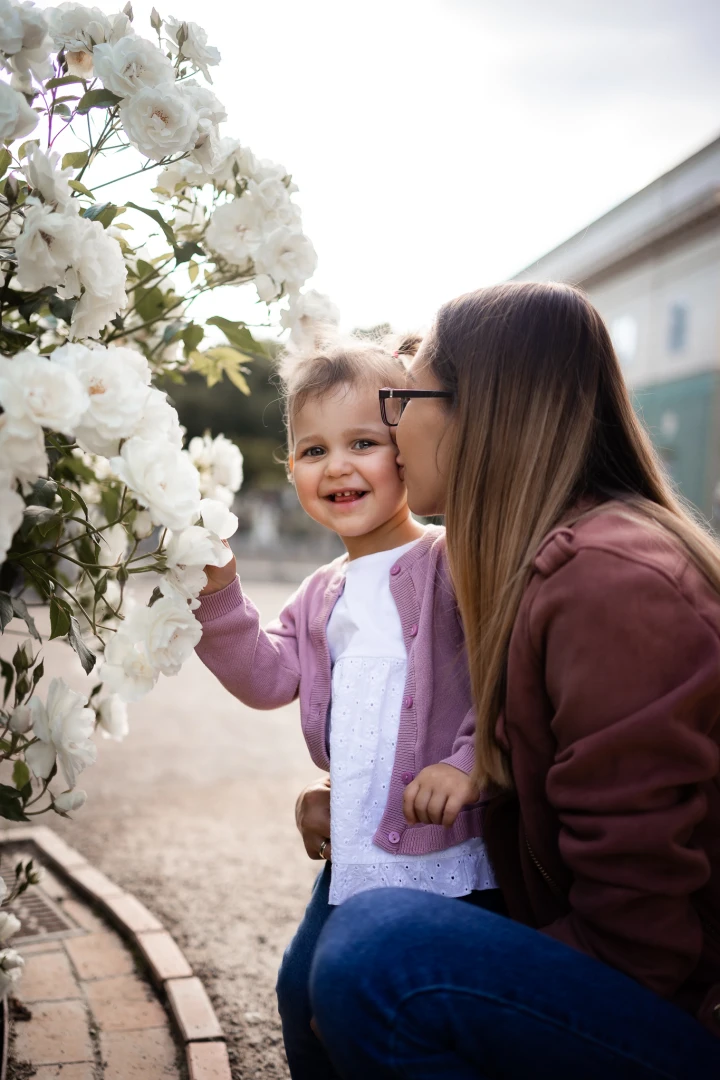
left=277, top=866, right=507, bottom=1080
left=309, top=887, right=720, bottom=1079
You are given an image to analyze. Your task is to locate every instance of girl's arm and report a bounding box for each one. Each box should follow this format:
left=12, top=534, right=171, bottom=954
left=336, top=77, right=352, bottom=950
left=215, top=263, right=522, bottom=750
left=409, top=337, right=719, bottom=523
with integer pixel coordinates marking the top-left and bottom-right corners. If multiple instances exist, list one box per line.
left=195, top=572, right=304, bottom=710
left=531, top=548, right=720, bottom=997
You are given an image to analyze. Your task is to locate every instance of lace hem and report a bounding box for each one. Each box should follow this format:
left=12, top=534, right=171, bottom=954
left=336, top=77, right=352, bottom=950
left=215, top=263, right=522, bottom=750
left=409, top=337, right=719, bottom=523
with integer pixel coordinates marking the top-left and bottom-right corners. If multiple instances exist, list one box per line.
left=328, top=849, right=497, bottom=906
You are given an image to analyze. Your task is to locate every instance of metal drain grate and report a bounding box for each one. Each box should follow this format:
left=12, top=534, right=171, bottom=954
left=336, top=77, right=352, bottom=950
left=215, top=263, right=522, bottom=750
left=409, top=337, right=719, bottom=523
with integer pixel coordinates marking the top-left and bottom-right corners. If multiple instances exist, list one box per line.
left=10, top=888, right=78, bottom=944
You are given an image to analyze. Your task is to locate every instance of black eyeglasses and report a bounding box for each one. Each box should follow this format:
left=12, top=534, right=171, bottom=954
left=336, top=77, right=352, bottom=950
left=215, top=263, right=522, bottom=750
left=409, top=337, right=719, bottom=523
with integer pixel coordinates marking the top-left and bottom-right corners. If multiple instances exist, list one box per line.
left=379, top=387, right=453, bottom=427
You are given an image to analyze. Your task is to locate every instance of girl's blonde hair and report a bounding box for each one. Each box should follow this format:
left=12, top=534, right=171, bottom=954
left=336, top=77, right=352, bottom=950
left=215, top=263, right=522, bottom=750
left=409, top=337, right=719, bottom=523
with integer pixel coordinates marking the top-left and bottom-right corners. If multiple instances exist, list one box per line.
left=278, top=332, right=422, bottom=450
left=425, top=281, right=720, bottom=791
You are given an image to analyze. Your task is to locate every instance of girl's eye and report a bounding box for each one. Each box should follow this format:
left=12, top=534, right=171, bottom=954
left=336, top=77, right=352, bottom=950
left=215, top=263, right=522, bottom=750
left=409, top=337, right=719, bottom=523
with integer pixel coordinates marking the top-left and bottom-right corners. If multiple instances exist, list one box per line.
left=353, top=439, right=376, bottom=451
left=302, top=446, right=325, bottom=458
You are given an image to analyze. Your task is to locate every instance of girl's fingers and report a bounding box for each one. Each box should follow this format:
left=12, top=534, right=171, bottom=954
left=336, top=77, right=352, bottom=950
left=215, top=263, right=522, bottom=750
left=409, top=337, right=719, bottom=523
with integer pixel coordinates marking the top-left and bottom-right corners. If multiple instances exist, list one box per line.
left=403, top=781, right=420, bottom=823
left=441, top=795, right=463, bottom=828
left=412, top=786, right=433, bottom=825
left=304, top=832, right=325, bottom=860
left=426, top=790, right=449, bottom=825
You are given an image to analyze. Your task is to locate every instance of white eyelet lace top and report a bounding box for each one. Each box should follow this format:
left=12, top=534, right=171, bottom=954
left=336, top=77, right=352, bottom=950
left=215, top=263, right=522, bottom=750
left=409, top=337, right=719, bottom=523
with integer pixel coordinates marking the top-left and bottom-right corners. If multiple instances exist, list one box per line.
left=326, top=539, right=496, bottom=907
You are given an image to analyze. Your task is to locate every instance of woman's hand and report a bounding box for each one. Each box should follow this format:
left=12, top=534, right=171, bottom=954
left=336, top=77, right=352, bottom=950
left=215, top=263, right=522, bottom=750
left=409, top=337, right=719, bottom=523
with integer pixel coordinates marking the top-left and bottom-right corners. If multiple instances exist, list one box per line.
left=403, top=763, right=481, bottom=828
left=200, top=539, right=237, bottom=596
left=295, top=776, right=331, bottom=861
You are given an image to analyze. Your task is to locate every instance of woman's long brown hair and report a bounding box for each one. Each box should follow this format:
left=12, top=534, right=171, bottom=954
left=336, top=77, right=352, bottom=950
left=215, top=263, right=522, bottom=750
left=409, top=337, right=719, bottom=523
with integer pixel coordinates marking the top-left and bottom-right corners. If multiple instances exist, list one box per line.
left=426, top=281, right=720, bottom=790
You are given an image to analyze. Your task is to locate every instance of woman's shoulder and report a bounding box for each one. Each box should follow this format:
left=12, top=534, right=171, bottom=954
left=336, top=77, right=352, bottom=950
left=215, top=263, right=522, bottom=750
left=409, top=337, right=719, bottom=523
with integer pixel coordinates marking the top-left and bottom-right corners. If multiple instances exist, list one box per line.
left=526, top=502, right=720, bottom=637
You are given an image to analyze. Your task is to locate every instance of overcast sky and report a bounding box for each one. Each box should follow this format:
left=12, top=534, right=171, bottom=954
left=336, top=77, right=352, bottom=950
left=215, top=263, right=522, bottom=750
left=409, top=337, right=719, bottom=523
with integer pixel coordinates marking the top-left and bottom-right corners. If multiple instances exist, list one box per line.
left=54, top=0, right=720, bottom=333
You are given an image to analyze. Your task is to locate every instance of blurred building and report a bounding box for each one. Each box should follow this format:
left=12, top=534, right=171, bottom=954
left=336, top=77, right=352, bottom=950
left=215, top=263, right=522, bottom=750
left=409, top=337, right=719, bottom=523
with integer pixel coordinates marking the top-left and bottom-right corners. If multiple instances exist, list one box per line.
left=513, top=134, right=720, bottom=518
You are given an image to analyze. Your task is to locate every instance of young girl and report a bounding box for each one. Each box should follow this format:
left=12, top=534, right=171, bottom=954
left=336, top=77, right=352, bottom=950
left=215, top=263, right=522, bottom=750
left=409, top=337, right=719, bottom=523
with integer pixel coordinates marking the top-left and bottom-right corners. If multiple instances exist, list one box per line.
left=194, top=337, right=500, bottom=1079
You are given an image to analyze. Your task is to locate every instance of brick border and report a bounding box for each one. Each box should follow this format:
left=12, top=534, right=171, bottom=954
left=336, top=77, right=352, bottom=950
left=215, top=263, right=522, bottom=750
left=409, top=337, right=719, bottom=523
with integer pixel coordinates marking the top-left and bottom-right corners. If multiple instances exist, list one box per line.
left=0, top=826, right=231, bottom=1080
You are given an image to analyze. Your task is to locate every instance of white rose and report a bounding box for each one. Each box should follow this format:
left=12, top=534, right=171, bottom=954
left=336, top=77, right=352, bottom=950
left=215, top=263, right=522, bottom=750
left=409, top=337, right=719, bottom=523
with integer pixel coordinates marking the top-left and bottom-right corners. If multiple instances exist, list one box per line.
left=132, top=387, right=184, bottom=449
left=0, top=351, right=89, bottom=435
left=5, top=2, right=51, bottom=85
left=132, top=509, right=153, bottom=539
left=101, top=605, right=158, bottom=702
left=187, top=434, right=244, bottom=502
left=208, top=138, right=257, bottom=192
left=0, top=477, right=23, bottom=564
left=144, top=594, right=201, bottom=676
left=162, top=523, right=231, bottom=603
left=15, top=204, right=80, bottom=292
left=206, top=198, right=263, bottom=268
left=26, top=677, right=97, bottom=790
left=0, top=417, right=47, bottom=487
left=246, top=177, right=297, bottom=227
left=164, top=16, right=220, bottom=82
left=156, top=157, right=209, bottom=199
left=0, top=912, right=20, bottom=944
left=177, top=80, right=225, bottom=170
left=199, top=497, right=239, bottom=540
left=93, top=35, right=174, bottom=98
left=47, top=3, right=131, bottom=77
left=255, top=228, right=317, bottom=291
left=96, top=695, right=128, bottom=741
left=0, top=947, right=23, bottom=995
left=60, top=217, right=128, bottom=340
left=54, top=788, right=87, bottom=812
left=281, top=289, right=341, bottom=345
left=0, top=0, right=24, bottom=55
left=254, top=273, right=282, bottom=304
left=0, top=78, right=36, bottom=142
left=8, top=703, right=31, bottom=734
left=120, top=83, right=200, bottom=161
left=110, top=437, right=201, bottom=532
left=102, top=523, right=128, bottom=566
left=23, top=146, right=72, bottom=208
left=53, top=343, right=151, bottom=456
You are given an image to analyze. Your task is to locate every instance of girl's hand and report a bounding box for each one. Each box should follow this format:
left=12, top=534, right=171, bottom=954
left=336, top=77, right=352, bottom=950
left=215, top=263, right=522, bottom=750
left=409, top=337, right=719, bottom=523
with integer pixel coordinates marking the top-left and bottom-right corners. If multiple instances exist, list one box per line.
left=295, top=776, right=332, bottom=861
left=200, top=539, right=237, bottom=596
left=402, top=763, right=482, bottom=828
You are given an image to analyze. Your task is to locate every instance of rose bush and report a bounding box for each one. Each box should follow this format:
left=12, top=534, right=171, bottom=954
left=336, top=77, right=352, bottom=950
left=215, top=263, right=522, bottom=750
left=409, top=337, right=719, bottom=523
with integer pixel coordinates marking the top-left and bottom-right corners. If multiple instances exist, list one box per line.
left=0, top=0, right=340, bottom=991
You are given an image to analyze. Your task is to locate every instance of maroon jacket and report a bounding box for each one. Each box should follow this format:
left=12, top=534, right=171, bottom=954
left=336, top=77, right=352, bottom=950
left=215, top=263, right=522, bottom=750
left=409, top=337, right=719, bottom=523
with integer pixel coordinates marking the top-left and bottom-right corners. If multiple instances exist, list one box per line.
left=485, top=504, right=720, bottom=1035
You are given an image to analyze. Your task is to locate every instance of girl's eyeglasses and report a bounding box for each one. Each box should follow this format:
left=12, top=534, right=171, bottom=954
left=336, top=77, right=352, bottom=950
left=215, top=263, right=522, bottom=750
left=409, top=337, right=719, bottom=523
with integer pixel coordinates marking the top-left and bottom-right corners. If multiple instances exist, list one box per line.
left=379, top=388, right=453, bottom=427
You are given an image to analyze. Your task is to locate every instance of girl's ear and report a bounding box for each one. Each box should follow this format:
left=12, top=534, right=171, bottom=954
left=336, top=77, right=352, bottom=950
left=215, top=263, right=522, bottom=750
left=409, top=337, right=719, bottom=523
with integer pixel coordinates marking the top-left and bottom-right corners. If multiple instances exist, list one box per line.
left=287, top=455, right=295, bottom=484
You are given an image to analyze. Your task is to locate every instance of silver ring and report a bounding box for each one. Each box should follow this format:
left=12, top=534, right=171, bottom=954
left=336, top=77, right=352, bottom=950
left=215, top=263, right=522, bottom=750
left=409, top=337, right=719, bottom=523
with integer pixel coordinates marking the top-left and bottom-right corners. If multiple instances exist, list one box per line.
left=319, top=839, right=328, bottom=859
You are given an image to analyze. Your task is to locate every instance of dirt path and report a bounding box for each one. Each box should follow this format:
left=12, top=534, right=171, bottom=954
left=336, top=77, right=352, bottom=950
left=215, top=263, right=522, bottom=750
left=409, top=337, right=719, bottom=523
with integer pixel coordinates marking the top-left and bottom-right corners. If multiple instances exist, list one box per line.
left=30, top=582, right=320, bottom=1079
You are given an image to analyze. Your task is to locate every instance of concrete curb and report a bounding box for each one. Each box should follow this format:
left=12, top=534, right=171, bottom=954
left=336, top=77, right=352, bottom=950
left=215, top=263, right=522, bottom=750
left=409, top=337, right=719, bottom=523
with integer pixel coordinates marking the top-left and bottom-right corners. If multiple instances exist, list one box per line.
left=0, top=826, right=231, bottom=1080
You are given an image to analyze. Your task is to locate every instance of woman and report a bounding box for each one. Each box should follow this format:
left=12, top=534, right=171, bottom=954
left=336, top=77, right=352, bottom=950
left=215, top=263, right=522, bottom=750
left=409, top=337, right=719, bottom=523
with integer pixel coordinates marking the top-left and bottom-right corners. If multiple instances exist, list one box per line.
left=299, top=282, right=720, bottom=1078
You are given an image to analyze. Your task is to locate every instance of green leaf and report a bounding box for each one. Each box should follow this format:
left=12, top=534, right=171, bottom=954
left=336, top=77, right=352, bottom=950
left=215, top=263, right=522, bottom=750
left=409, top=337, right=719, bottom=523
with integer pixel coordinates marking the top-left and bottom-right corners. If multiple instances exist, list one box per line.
left=32, top=658, right=44, bottom=686
left=76, top=88, right=123, bottom=114
left=126, top=201, right=176, bottom=248
left=30, top=477, right=57, bottom=507
left=0, top=787, right=29, bottom=822
left=12, top=760, right=29, bottom=792
left=191, top=347, right=251, bottom=395
left=0, top=659, right=13, bottom=703
left=49, top=596, right=71, bottom=640
left=83, top=200, right=117, bottom=228
left=0, top=593, right=13, bottom=633
left=187, top=259, right=199, bottom=284
left=62, top=149, right=90, bottom=170
left=52, top=103, right=72, bottom=118
left=46, top=74, right=86, bottom=90
left=206, top=316, right=264, bottom=357
left=11, top=597, right=41, bottom=642
left=48, top=293, right=77, bottom=323
left=68, top=616, right=96, bottom=675
left=135, top=285, right=167, bottom=322
left=23, top=505, right=58, bottom=527
left=182, top=322, right=204, bottom=356
left=0, top=148, right=11, bottom=180
left=68, top=179, right=95, bottom=200
left=173, top=240, right=204, bottom=264
left=17, top=139, right=39, bottom=161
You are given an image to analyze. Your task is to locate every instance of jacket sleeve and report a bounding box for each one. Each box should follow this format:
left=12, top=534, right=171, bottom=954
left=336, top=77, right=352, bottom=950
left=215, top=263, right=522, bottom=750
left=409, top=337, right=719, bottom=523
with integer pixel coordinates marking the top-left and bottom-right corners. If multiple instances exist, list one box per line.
left=530, top=548, right=720, bottom=996
left=440, top=707, right=476, bottom=775
left=194, top=576, right=303, bottom=710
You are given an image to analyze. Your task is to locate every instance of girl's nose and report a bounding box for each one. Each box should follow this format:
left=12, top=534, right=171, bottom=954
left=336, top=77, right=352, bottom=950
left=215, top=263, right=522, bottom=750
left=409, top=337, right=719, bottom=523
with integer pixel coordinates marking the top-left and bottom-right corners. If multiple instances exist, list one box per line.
left=324, top=452, right=353, bottom=477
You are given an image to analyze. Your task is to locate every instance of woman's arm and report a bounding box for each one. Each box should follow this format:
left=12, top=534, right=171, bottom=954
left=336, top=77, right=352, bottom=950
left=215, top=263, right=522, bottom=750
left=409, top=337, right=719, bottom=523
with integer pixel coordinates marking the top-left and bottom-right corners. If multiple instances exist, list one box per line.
left=530, top=548, right=720, bottom=996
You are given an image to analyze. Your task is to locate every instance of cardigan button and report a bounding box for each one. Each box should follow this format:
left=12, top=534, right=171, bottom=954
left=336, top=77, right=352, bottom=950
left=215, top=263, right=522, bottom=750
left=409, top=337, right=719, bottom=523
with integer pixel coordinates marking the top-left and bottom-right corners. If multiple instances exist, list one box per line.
left=401, top=772, right=414, bottom=785
left=388, top=831, right=401, bottom=844
left=390, top=565, right=401, bottom=576
left=403, top=695, right=413, bottom=709
left=409, top=624, right=418, bottom=637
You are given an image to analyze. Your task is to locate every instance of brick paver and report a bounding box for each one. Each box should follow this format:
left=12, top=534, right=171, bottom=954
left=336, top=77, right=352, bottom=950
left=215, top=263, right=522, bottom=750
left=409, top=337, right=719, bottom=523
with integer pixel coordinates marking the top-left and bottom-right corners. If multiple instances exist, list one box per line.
left=187, top=1041, right=232, bottom=1080
left=85, top=973, right=168, bottom=1032
left=166, top=976, right=224, bottom=1041
left=65, top=931, right=136, bottom=980
left=61, top=896, right=109, bottom=933
left=18, top=949, right=82, bottom=1002
left=101, top=1026, right=181, bottom=1079
left=32, top=1066, right=96, bottom=1080
left=103, top=891, right=163, bottom=933
left=137, top=930, right=193, bottom=983
left=14, top=999, right=94, bottom=1065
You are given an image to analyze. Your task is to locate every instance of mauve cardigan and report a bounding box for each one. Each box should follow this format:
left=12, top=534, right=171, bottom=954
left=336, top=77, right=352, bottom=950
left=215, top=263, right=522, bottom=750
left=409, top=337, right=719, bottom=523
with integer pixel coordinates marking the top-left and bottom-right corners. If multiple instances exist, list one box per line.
left=195, top=525, right=485, bottom=857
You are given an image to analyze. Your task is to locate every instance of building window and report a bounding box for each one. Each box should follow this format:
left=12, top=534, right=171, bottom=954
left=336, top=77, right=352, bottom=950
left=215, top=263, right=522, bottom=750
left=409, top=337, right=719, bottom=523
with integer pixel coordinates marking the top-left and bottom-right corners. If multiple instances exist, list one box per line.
left=667, top=304, right=688, bottom=353
left=611, top=315, right=638, bottom=367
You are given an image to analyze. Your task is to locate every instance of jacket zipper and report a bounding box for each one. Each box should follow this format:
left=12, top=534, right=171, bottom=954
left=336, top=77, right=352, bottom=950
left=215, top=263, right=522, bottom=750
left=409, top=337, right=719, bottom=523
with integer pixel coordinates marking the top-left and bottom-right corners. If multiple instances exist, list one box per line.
left=525, top=836, right=566, bottom=903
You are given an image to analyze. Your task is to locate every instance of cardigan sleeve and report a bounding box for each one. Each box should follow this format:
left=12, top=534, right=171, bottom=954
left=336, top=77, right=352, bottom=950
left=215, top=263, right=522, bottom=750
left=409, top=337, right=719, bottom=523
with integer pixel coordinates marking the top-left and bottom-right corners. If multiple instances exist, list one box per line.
left=194, top=576, right=303, bottom=710
left=440, top=707, right=476, bottom=775
left=530, top=548, right=720, bottom=996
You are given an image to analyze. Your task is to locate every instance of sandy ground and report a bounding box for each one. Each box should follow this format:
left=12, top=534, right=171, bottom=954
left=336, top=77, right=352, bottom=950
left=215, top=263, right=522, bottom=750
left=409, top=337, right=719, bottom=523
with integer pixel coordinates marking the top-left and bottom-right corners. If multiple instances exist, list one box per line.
left=4, top=582, right=321, bottom=1079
